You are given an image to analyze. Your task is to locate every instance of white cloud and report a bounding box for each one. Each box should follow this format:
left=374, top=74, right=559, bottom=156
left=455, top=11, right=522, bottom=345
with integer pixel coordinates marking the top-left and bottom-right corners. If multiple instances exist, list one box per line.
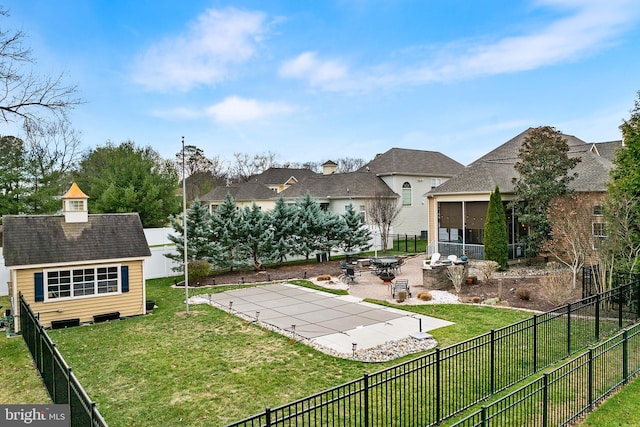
left=206, top=96, right=295, bottom=123
left=279, top=52, right=348, bottom=87
left=132, top=8, right=268, bottom=91
left=281, top=0, right=640, bottom=91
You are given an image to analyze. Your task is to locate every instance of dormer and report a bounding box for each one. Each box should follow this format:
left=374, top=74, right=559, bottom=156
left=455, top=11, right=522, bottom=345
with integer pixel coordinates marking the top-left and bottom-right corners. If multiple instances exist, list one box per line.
left=61, top=182, right=89, bottom=223
left=322, top=160, right=338, bottom=175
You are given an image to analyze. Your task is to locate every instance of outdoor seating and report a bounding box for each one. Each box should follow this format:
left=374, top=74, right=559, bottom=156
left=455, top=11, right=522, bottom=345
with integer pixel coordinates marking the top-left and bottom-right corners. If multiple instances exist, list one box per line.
left=344, top=267, right=357, bottom=284
left=429, top=252, right=441, bottom=266
left=391, top=279, right=411, bottom=298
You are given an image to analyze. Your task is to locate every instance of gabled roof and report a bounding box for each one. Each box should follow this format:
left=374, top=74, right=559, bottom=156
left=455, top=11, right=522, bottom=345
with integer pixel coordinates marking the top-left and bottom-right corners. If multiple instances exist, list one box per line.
left=279, top=171, right=398, bottom=199
left=250, top=167, right=318, bottom=186
left=200, top=181, right=278, bottom=202
left=430, top=128, right=622, bottom=196
left=359, top=147, right=464, bottom=177
left=2, top=213, right=151, bottom=267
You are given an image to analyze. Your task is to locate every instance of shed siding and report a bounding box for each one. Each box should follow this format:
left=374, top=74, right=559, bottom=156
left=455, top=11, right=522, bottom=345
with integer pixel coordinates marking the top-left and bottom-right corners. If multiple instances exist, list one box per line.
left=16, top=260, right=145, bottom=328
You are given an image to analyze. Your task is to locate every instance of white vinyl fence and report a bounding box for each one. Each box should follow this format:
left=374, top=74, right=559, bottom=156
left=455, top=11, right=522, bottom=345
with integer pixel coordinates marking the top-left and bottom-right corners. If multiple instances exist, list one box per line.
left=0, top=226, right=390, bottom=296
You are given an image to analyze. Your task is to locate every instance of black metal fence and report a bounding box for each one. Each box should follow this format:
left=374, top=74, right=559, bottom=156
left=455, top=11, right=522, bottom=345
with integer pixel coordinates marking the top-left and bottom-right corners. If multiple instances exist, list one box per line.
left=225, top=277, right=640, bottom=427
left=453, top=322, right=640, bottom=426
left=19, top=293, right=108, bottom=427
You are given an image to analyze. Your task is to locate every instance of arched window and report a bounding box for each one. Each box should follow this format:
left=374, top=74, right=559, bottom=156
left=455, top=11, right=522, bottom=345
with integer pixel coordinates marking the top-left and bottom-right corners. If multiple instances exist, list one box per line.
left=402, top=182, right=412, bottom=206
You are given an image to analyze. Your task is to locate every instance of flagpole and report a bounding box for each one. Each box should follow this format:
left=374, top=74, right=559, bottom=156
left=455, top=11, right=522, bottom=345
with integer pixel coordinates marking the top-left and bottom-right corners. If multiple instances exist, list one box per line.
left=182, top=136, right=189, bottom=314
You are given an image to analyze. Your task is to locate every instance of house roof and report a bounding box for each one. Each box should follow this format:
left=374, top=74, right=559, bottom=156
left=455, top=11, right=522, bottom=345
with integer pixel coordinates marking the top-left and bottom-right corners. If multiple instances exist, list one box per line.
left=200, top=181, right=278, bottom=202
left=2, top=213, right=151, bottom=267
left=359, top=147, right=465, bottom=177
left=430, top=128, right=622, bottom=196
left=250, top=167, right=318, bottom=185
left=279, top=171, right=398, bottom=199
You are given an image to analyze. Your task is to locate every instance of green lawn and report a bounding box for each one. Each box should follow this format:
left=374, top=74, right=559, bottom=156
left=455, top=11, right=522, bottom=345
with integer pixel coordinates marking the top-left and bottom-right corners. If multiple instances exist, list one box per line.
left=0, top=296, right=51, bottom=404
left=3, top=280, right=635, bottom=426
left=579, top=376, right=640, bottom=426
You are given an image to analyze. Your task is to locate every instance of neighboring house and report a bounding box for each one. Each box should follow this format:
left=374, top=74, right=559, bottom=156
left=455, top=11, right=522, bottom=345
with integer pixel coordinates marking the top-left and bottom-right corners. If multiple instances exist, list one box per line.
left=201, top=167, right=318, bottom=211
left=427, top=128, right=622, bottom=259
left=358, top=148, right=465, bottom=236
left=201, top=150, right=464, bottom=237
left=2, top=183, right=151, bottom=330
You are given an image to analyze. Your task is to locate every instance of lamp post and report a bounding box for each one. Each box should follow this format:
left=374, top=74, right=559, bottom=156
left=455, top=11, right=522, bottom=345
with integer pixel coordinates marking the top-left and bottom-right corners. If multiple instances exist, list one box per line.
left=182, top=136, right=189, bottom=315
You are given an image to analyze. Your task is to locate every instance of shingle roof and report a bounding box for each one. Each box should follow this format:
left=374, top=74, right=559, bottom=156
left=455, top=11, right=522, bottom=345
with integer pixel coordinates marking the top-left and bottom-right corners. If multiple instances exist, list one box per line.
left=360, top=147, right=465, bottom=177
left=251, top=167, right=318, bottom=185
left=430, top=128, right=622, bottom=196
left=2, top=213, right=151, bottom=267
left=200, top=181, right=278, bottom=202
left=279, top=171, right=398, bottom=199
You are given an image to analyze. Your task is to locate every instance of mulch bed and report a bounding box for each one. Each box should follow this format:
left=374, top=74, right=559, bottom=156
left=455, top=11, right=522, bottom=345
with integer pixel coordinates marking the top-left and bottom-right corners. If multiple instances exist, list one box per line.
left=181, top=259, right=583, bottom=313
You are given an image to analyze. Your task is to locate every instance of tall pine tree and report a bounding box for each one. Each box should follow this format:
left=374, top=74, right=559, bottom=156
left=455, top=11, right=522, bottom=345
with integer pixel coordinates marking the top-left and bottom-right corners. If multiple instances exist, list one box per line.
left=340, top=203, right=372, bottom=253
left=291, top=193, right=325, bottom=260
left=483, top=187, right=508, bottom=270
left=165, top=198, right=217, bottom=271
left=270, top=197, right=295, bottom=263
left=210, top=193, right=243, bottom=271
left=241, top=202, right=275, bottom=270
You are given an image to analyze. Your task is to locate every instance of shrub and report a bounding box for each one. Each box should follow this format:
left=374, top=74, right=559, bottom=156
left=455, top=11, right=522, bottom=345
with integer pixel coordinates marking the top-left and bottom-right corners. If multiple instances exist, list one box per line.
left=515, top=288, right=531, bottom=301
left=540, top=271, right=574, bottom=307
left=417, top=292, right=433, bottom=301
left=447, top=265, right=466, bottom=293
left=188, top=260, right=211, bottom=285
left=479, top=261, right=500, bottom=284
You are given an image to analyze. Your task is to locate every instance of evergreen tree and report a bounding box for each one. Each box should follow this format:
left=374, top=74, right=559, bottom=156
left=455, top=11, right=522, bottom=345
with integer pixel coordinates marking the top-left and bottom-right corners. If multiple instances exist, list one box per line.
left=241, top=203, right=276, bottom=270
left=512, top=126, right=580, bottom=257
left=317, top=210, right=347, bottom=257
left=340, top=203, right=372, bottom=253
left=210, top=193, right=243, bottom=271
left=270, top=197, right=295, bottom=263
left=165, top=199, right=217, bottom=271
left=483, top=187, right=508, bottom=270
left=291, top=193, right=325, bottom=260
left=606, top=91, right=640, bottom=272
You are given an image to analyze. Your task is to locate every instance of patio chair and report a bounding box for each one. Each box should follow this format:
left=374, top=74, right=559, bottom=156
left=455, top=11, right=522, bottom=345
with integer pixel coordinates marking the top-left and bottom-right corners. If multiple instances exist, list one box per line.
left=391, top=279, right=411, bottom=298
left=429, top=252, right=441, bottom=266
left=447, top=255, right=458, bottom=262
left=344, top=267, right=357, bottom=284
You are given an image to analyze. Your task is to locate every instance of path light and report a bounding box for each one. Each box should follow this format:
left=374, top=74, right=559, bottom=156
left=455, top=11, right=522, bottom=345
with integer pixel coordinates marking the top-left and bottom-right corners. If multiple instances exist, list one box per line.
left=229, top=301, right=233, bottom=310
left=267, top=274, right=271, bottom=281
left=352, top=343, right=357, bottom=356
left=304, top=271, right=307, bottom=279
left=291, top=324, right=296, bottom=336
left=256, top=311, right=260, bottom=321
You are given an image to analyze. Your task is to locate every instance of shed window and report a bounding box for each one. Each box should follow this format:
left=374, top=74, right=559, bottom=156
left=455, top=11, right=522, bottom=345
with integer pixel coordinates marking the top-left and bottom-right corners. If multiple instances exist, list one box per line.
left=593, top=205, right=603, bottom=216
left=45, top=265, right=122, bottom=300
left=402, top=182, right=412, bottom=206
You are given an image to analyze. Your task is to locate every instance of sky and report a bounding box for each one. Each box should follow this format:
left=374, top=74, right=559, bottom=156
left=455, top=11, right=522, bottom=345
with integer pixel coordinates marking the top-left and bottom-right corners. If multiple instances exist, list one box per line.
left=3, top=0, right=640, bottom=167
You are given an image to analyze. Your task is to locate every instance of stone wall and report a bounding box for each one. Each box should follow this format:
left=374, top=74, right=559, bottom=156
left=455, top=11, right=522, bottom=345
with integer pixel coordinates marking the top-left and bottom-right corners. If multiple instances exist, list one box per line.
left=422, top=262, right=468, bottom=291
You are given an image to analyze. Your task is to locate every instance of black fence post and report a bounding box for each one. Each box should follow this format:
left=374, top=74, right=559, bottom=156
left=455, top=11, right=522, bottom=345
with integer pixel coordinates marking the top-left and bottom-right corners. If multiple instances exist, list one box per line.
left=636, top=278, right=640, bottom=320
left=588, top=348, right=594, bottom=412
left=619, top=288, right=624, bottom=329
left=436, top=348, right=441, bottom=423
left=566, top=303, right=572, bottom=356
left=595, top=293, right=600, bottom=341
left=404, top=234, right=408, bottom=252
left=543, top=373, right=549, bottom=427
left=533, top=315, right=538, bottom=372
left=265, top=407, right=271, bottom=427
left=623, top=330, right=629, bottom=384
left=414, top=235, right=417, bottom=253
left=490, top=330, right=496, bottom=393
left=363, top=372, right=369, bottom=427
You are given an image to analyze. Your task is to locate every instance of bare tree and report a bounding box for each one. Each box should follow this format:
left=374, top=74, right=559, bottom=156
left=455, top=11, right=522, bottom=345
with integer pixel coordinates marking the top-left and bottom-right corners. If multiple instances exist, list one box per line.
left=231, top=151, right=278, bottom=182
left=365, top=193, right=401, bottom=253
left=0, top=8, right=81, bottom=126
left=543, top=194, right=596, bottom=289
left=23, top=119, right=82, bottom=213
left=336, top=157, right=367, bottom=173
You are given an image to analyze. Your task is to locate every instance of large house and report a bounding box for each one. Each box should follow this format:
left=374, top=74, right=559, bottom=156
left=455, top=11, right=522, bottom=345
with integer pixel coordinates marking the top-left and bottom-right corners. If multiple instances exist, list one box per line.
left=426, top=128, right=622, bottom=259
left=202, top=148, right=464, bottom=237
left=2, top=183, right=151, bottom=330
